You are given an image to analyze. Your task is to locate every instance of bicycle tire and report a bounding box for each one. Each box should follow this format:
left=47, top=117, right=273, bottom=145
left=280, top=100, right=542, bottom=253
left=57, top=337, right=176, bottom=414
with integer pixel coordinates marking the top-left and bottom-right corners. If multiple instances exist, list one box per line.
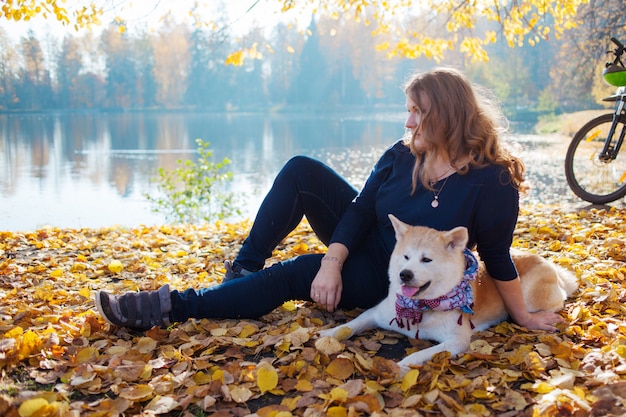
left=564, top=113, right=626, bottom=204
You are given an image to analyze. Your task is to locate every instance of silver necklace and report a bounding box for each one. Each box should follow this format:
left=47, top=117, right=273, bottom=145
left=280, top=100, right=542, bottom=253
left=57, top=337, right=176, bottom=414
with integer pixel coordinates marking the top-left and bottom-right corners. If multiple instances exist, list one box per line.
left=431, top=175, right=451, bottom=208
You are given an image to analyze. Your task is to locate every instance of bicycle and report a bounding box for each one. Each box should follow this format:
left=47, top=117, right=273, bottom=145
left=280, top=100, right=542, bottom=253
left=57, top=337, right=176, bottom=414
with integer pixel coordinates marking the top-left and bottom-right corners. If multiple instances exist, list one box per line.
left=564, top=37, right=626, bottom=204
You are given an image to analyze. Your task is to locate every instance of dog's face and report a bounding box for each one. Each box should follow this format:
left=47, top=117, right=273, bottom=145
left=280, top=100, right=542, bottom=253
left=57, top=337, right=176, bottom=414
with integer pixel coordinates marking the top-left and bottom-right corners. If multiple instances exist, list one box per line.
left=388, top=214, right=469, bottom=300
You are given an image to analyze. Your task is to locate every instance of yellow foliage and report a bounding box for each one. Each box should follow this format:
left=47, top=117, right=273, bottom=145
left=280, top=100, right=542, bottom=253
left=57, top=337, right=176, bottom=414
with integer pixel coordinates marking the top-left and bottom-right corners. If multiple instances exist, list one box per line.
left=118, top=384, right=155, bottom=402
left=108, top=260, right=124, bottom=274
left=327, top=406, right=348, bottom=417
left=2, top=206, right=626, bottom=415
left=326, top=357, right=354, bottom=380
left=257, top=362, right=279, bottom=393
left=225, top=51, right=245, bottom=67
left=401, top=368, right=419, bottom=392
left=1, top=0, right=589, bottom=63
left=17, top=330, right=42, bottom=361
left=329, top=386, right=348, bottom=403
left=17, top=397, right=64, bottom=417
left=2, top=0, right=101, bottom=29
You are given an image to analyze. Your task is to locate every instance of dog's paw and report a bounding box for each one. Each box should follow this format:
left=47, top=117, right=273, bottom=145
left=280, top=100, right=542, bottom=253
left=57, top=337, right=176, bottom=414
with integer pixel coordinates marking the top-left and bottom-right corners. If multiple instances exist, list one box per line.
left=397, top=352, right=428, bottom=369
left=397, top=363, right=412, bottom=376
left=317, top=326, right=353, bottom=341
left=317, top=329, right=333, bottom=339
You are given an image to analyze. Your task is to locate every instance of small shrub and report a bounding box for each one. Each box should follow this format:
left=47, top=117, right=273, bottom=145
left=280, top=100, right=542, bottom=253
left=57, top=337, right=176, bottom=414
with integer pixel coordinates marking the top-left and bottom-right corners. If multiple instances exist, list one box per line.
left=146, top=138, right=240, bottom=224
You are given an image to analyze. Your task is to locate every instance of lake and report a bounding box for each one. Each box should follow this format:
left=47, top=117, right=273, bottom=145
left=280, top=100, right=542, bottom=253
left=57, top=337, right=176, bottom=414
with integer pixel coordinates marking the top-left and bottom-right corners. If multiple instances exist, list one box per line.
left=0, top=111, right=578, bottom=232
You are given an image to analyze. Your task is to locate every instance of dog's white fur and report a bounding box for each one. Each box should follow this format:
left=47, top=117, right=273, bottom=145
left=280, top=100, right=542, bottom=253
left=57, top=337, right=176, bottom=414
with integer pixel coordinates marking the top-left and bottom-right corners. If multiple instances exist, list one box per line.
left=318, top=214, right=578, bottom=372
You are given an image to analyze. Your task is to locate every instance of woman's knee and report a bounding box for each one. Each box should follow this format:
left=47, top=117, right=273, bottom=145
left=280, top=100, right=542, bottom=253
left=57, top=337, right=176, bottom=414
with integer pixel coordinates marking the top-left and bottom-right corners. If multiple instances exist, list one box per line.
left=282, top=155, right=325, bottom=176
left=274, top=156, right=328, bottom=189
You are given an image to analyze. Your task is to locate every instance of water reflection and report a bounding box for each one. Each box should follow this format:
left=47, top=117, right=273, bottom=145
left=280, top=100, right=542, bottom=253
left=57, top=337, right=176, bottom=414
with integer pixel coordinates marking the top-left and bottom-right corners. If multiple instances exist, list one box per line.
left=0, top=111, right=405, bottom=231
left=1, top=111, right=591, bottom=232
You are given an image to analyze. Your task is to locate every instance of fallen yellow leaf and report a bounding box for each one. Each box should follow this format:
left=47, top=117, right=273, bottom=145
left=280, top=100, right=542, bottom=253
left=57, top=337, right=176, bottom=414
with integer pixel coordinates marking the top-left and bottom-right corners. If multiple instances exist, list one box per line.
left=401, top=369, right=420, bottom=392
left=18, top=398, right=48, bottom=417
left=108, top=260, right=124, bottom=274
left=257, top=362, right=279, bottom=394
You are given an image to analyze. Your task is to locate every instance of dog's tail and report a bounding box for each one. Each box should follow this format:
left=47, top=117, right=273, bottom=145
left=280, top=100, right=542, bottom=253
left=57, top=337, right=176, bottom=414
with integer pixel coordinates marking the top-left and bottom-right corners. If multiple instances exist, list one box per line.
left=556, top=266, right=578, bottom=298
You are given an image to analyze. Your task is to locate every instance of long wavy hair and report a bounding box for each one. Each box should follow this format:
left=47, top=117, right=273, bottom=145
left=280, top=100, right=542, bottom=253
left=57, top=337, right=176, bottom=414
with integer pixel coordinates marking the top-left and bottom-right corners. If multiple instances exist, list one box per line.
left=403, top=67, right=527, bottom=194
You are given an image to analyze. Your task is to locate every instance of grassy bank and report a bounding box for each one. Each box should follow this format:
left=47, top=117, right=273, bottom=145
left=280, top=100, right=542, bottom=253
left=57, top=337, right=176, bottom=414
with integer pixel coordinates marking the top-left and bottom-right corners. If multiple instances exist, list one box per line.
left=534, top=110, right=609, bottom=137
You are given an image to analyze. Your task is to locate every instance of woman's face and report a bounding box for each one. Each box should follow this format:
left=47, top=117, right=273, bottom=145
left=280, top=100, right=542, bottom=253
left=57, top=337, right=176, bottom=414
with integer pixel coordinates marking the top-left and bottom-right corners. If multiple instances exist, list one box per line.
left=405, top=92, right=430, bottom=152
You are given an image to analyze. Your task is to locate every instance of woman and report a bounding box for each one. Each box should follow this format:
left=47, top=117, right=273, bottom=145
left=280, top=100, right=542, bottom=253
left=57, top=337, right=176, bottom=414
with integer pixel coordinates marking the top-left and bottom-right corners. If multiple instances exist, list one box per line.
left=96, top=67, right=563, bottom=332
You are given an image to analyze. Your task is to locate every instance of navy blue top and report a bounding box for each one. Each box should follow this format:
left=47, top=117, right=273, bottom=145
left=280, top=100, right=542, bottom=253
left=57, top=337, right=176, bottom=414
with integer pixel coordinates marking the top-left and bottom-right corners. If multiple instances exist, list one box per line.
left=330, top=140, right=519, bottom=281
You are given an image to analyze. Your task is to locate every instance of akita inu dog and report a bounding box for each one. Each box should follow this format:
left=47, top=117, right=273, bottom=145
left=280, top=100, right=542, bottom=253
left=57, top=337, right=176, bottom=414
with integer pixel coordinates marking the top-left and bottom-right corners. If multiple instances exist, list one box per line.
left=318, top=214, right=578, bottom=371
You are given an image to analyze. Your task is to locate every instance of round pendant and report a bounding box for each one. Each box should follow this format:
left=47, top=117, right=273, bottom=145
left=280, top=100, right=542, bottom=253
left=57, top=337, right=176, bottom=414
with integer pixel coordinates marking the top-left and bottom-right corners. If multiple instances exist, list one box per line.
left=431, top=199, right=439, bottom=208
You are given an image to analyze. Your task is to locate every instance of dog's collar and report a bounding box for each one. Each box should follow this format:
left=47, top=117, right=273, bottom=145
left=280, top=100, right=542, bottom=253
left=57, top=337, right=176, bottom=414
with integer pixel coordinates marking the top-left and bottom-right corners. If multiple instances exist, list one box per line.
left=390, top=248, right=478, bottom=337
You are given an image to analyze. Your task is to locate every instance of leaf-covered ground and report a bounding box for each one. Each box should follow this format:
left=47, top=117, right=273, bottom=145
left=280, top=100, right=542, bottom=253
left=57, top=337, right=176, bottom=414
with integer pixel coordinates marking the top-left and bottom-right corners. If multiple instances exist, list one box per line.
left=1, top=204, right=626, bottom=417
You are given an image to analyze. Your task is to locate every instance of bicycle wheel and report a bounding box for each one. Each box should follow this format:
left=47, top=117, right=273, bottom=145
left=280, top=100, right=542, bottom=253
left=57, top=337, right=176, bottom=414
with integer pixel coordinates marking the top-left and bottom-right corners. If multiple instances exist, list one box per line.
left=564, top=113, right=626, bottom=204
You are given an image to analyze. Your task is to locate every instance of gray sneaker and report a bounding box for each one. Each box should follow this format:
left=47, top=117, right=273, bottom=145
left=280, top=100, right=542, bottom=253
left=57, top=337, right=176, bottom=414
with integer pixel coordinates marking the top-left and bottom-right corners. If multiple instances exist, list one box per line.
left=223, top=260, right=253, bottom=282
left=95, top=285, right=172, bottom=331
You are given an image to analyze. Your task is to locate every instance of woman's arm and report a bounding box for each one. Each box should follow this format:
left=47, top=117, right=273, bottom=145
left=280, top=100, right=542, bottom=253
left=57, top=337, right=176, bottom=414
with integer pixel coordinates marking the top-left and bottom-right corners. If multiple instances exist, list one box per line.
left=313, top=143, right=399, bottom=312
left=311, top=242, right=348, bottom=312
left=329, top=142, right=400, bottom=252
left=473, top=168, right=563, bottom=331
left=493, top=279, right=564, bottom=331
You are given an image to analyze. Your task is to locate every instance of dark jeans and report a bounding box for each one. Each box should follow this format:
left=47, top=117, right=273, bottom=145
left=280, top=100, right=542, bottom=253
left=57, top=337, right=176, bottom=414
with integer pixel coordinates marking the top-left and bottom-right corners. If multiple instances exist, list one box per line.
left=170, top=156, right=391, bottom=321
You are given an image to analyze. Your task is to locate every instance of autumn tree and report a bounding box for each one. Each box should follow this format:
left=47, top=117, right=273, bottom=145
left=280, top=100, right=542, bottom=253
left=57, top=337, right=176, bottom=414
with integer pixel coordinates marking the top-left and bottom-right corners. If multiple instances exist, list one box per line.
left=56, top=35, right=82, bottom=108
left=133, top=32, right=158, bottom=108
left=0, top=27, right=19, bottom=109
left=1, top=0, right=622, bottom=112
left=231, top=27, right=269, bottom=109
left=101, top=24, right=139, bottom=108
left=3, top=0, right=591, bottom=63
left=185, top=27, right=217, bottom=108
left=546, top=0, right=626, bottom=108
left=318, top=14, right=400, bottom=105
left=17, top=30, right=54, bottom=110
left=233, top=0, right=591, bottom=64
left=21, top=31, right=45, bottom=85
left=151, top=18, right=191, bottom=108
left=1, top=0, right=102, bottom=30
left=289, top=20, right=329, bottom=105
left=266, top=22, right=304, bottom=106
left=316, top=16, right=367, bottom=106
left=73, top=33, right=107, bottom=108
left=184, top=5, right=234, bottom=110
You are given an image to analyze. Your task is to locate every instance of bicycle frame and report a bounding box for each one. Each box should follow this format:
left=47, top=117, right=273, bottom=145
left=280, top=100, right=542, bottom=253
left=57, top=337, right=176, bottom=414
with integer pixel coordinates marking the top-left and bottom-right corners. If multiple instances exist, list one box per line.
left=599, top=87, right=626, bottom=162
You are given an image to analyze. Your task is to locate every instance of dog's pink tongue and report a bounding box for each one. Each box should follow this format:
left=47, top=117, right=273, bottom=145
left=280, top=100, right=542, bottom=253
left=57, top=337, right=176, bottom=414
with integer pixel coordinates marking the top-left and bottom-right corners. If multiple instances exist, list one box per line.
left=401, top=285, right=420, bottom=297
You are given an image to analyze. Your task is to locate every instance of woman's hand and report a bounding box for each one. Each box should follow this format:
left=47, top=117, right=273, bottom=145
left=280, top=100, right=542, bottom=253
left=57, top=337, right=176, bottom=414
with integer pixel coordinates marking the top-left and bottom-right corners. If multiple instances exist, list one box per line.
left=311, top=242, right=348, bottom=313
left=310, top=244, right=347, bottom=312
left=493, top=278, right=566, bottom=332
left=310, top=263, right=343, bottom=312
left=515, top=310, right=565, bottom=332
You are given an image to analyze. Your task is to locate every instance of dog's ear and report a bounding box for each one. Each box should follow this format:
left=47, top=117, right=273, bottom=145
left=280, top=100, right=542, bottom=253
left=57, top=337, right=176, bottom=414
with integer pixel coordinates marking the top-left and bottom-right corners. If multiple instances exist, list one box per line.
left=444, top=226, right=469, bottom=250
left=388, top=214, right=409, bottom=240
